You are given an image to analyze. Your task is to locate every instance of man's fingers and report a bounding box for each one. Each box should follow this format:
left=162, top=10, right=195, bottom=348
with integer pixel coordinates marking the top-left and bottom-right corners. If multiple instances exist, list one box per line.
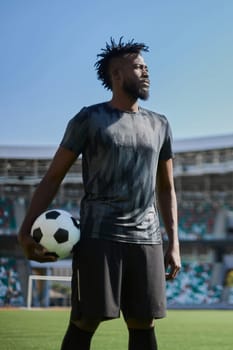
left=27, top=244, right=57, bottom=262
left=165, top=264, right=181, bottom=280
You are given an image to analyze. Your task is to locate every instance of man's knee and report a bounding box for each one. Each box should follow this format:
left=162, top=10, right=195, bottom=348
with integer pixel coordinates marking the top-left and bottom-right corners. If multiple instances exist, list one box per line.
left=125, top=318, right=154, bottom=329
left=71, top=319, right=101, bottom=332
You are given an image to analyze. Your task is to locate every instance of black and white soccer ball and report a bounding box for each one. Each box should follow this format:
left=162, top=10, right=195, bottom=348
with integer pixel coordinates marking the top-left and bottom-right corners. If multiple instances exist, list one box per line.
left=31, top=209, right=80, bottom=259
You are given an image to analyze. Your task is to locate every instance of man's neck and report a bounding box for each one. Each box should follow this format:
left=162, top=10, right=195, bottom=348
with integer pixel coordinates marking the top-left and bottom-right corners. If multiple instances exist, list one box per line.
left=109, top=96, right=139, bottom=113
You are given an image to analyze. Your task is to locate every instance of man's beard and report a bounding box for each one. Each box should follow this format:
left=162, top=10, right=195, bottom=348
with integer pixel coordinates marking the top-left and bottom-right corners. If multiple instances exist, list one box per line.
left=123, top=80, right=149, bottom=101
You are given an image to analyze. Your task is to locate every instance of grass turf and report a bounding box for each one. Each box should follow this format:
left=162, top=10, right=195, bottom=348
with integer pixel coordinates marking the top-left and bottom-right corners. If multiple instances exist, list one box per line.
left=0, top=309, right=232, bottom=350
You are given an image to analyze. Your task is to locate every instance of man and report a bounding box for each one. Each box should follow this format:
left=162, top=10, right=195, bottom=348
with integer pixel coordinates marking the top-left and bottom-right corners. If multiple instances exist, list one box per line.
left=18, top=37, right=181, bottom=350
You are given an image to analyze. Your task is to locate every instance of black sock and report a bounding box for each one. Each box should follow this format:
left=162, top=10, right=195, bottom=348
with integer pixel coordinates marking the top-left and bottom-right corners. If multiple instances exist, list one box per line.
left=60, top=322, right=94, bottom=350
left=128, top=328, right=158, bottom=350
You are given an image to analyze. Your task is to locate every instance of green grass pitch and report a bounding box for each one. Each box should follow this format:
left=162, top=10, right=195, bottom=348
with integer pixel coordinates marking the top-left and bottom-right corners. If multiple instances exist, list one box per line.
left=0, top=309, right=232, bottom=350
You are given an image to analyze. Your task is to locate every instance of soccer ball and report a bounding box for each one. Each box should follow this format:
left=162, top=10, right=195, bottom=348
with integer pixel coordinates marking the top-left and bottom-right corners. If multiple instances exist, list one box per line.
left=31, top=209, right=80, bottom=259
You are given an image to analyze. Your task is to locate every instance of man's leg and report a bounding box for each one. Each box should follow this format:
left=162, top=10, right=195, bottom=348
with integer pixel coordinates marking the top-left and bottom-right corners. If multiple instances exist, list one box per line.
left=126, top=319, right=158, bottom=350
left=60, top=319, right=100, bottom=350
left=121, top=244, right=166, bottom=350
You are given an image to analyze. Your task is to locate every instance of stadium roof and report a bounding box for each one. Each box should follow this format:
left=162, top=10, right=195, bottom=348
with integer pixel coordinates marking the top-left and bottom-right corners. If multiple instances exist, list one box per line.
left=0, top=133, right=233, bottom=159
left=174, top=133, right=233, bottom=153
left=0, top=145, right=57, bottom=159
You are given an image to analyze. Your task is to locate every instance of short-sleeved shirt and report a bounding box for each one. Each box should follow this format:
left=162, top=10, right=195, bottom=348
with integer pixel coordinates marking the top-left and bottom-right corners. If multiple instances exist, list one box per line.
left=60, top=102, right=173, bottom=244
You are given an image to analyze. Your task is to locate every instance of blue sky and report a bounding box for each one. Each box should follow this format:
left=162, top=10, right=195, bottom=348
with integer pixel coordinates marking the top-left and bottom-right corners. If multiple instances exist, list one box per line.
left=0, top=0, right=232, bottom=145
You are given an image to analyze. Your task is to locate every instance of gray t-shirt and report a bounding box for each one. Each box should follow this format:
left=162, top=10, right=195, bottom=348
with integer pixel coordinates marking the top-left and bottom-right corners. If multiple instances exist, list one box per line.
left=60, top=102, right=173, bottom=244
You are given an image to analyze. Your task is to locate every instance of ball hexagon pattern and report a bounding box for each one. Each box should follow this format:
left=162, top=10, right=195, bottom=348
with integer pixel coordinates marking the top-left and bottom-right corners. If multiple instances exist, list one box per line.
left=54, top=228, right=69, bottom=243
left=31, top=209, right=80, bottom=259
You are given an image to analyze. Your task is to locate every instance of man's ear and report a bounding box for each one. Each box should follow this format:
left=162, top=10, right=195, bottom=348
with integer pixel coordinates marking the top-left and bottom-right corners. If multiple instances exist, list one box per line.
left=111, top=67, right=121, bottom=82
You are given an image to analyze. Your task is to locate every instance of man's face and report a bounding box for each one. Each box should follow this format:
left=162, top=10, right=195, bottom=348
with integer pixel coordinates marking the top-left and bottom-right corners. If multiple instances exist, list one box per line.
left=121, top=54, right=150, bottom=100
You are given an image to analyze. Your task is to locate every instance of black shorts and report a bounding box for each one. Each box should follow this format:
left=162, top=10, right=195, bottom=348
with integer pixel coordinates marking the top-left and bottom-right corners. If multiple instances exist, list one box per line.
left=70, top=239, right=166, bottom=321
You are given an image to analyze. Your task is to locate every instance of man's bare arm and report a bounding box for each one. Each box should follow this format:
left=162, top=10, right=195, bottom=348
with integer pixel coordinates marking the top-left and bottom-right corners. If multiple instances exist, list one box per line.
left=156, top=158, right=181, bottom=279
left=18, top=146, right=77, bottom=262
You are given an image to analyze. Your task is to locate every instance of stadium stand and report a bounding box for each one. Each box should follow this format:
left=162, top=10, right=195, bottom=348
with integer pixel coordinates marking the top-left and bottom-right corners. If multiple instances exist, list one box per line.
left=166, top=262, right=223, bottom=305
left=0, top=197, right=16, bottom=234
left=0, top=133, right=233, bottom=308
left=178, top=199, right=217, bottom=238
left=0, top=257, right=24, bottom=306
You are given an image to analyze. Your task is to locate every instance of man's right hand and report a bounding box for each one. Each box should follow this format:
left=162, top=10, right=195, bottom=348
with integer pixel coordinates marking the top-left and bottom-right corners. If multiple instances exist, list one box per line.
left=18, top=234, right=58, bottom=263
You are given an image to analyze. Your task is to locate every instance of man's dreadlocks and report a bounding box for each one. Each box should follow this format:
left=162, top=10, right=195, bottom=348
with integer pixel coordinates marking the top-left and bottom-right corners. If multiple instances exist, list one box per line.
left=95, top=37, right=149, bottom=90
